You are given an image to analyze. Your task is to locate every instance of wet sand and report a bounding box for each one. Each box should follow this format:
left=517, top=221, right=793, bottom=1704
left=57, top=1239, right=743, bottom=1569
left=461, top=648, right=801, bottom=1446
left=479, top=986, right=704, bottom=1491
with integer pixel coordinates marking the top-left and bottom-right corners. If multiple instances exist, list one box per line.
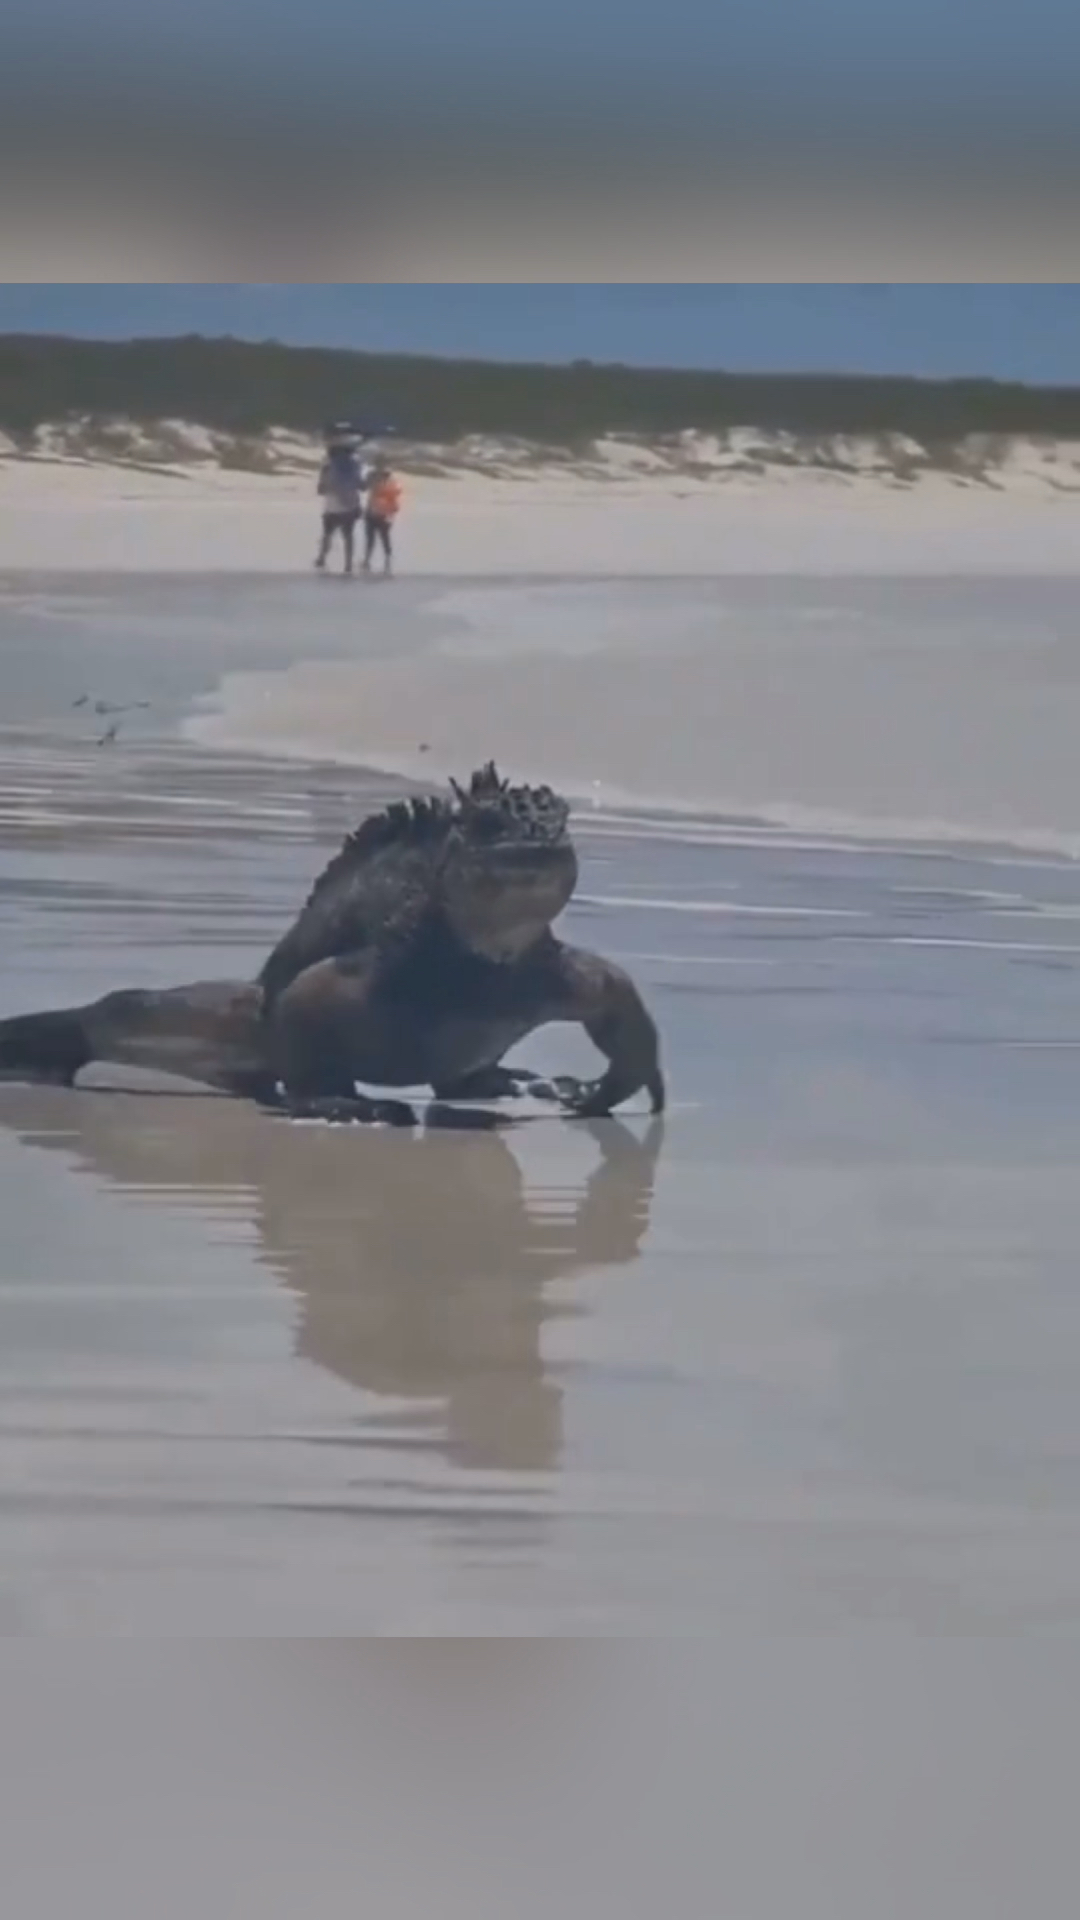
left=6, top=1641, right=1080, bottom=1916
left=5, top=665, right=1080, bottom=1630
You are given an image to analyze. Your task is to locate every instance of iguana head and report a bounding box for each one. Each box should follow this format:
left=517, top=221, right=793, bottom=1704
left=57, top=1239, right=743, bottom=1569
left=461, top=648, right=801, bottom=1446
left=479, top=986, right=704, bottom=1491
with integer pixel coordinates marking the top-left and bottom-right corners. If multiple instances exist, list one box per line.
left=441, top=764, right=577, bottom=960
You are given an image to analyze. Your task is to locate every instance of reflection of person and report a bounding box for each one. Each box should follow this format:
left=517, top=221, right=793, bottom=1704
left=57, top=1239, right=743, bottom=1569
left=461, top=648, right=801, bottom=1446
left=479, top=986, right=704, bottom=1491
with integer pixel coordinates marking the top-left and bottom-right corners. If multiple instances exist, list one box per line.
left=362, top=462, right=402, bottom=575
left=315, top=431, right=365, bottom=574
left=0, top=1085, right=663, bottom=1476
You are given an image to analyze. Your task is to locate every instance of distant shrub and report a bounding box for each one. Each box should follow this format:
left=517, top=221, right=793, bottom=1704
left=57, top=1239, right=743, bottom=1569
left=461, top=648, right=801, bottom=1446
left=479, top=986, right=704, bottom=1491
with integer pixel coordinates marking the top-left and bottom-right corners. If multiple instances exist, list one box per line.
left=2, top=333, right=1079, bottom=445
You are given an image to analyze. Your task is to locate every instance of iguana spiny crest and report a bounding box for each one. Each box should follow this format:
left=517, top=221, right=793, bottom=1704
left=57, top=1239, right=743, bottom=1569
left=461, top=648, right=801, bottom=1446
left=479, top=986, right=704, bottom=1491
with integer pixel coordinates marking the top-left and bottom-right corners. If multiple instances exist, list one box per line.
left=259, top=763, right=577, bottom=1002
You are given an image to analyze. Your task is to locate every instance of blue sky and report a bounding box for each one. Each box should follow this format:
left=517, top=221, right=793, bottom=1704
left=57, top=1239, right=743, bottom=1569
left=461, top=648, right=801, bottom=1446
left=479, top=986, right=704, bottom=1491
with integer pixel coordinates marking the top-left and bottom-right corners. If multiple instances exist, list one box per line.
left=2, top=286, right=1080, bottom=384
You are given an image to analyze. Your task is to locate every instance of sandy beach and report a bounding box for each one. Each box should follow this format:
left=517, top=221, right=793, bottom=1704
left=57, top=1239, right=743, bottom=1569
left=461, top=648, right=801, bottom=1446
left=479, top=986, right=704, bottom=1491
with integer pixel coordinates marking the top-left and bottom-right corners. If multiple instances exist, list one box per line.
left=2, top=546, right=1080, bottom=1634
left=4, top=438, right=1080, bottom=575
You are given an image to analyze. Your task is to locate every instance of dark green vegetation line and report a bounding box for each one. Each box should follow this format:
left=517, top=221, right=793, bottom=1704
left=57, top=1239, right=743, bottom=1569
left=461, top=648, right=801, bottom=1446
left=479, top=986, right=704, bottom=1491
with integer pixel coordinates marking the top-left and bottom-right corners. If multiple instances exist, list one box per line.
left=2, top=333, right=1079, bottom=446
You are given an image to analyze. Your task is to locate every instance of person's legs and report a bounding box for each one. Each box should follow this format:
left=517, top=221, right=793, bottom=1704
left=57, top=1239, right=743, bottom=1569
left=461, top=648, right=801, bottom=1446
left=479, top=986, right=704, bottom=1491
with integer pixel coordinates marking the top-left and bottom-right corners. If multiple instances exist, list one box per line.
left=364, top=515, right=392, bottom=573
left=314, top=512, right=335, bottom=568
left=342, top=511, right=358, bottom=574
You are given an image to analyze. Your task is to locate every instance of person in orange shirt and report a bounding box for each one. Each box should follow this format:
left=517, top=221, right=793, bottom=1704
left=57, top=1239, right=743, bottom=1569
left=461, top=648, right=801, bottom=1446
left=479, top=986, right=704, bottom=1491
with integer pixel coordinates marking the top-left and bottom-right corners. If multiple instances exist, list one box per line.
left=362, top=461, right=403, bottom=575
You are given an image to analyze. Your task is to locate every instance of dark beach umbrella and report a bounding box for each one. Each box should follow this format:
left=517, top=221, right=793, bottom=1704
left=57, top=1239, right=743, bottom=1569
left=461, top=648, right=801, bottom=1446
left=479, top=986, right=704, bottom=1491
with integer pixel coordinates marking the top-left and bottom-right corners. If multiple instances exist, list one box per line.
left=325, top=418, right=399, bottom=444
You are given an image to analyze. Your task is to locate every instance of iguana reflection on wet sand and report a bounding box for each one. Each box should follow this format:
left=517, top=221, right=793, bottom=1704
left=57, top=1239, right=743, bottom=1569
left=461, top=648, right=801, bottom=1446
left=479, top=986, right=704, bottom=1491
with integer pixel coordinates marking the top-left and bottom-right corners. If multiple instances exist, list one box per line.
left=0, top=764, right=665, bottom=1128
left=0, top=1085, right=663, bottom=1475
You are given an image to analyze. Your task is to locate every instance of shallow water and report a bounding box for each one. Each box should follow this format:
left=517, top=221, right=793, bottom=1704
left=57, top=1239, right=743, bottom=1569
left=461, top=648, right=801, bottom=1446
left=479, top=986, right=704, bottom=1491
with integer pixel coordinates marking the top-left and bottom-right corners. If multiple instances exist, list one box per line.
left=3, top=576, right=1080, bottom=1631
left=8, top=567, right=1080, bottom=847
left=185, top=569, right=1080, bottom=853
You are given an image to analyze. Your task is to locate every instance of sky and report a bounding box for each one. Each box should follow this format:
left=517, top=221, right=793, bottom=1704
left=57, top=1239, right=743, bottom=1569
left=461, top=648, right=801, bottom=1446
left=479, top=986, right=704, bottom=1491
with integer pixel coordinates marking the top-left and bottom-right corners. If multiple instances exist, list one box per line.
left=2, top=287, right=1080, bottom=384
left=4, top=0, right=1077, bottom=115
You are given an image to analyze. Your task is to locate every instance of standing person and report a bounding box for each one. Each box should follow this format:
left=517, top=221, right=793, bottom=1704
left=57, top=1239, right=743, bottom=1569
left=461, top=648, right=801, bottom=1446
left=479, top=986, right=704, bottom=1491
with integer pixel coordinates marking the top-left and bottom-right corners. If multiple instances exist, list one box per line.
left=362, top=461, right=403, bottom=576
left=314, top=430, right=364, bottom=574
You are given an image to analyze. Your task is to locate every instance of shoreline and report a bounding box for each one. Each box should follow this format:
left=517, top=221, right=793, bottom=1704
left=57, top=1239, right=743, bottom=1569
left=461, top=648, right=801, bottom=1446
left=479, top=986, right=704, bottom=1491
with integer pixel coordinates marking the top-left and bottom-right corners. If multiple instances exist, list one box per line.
left=5, top=562, right=1080, bottom=868
left=180, top=716, right=1080, bottom=870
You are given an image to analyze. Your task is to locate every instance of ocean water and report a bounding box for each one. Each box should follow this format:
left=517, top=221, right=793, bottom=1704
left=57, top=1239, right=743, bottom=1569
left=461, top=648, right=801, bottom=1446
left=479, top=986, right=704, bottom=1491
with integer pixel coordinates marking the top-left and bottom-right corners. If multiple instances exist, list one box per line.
left=6, top=567, right=1080, bottom=849
left=180, top=570, right=1080, bottom=855
left=2, top=572, right=1080, bottom=1638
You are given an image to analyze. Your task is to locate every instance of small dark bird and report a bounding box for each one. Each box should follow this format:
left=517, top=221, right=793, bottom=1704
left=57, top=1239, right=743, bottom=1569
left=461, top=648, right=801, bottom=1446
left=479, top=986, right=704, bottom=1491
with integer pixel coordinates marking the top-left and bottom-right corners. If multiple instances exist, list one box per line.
left=96, top=722, right=121, bottom=747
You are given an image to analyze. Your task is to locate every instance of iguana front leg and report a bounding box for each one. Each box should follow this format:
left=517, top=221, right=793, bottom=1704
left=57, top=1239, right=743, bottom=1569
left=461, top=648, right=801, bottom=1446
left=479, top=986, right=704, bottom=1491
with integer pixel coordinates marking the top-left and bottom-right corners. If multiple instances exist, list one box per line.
left=547, top=946, right=665, bottom=1118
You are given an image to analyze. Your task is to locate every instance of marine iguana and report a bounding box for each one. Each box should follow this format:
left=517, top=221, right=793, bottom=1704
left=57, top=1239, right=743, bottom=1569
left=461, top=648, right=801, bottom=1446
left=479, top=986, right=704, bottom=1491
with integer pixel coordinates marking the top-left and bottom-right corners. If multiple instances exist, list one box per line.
left=0, top=764, right=665, bottom=1125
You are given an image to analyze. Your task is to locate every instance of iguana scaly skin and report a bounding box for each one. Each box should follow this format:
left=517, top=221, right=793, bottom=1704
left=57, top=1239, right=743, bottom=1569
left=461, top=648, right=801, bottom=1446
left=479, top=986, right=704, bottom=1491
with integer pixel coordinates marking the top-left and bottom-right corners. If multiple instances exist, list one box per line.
left=0, top=766, right=665, bottom=1125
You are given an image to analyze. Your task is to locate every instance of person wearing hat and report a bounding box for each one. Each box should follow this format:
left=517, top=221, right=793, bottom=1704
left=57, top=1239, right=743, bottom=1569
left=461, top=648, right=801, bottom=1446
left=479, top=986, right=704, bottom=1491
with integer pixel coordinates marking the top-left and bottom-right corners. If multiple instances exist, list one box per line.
left=314, top=428, right=365, bottom=574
